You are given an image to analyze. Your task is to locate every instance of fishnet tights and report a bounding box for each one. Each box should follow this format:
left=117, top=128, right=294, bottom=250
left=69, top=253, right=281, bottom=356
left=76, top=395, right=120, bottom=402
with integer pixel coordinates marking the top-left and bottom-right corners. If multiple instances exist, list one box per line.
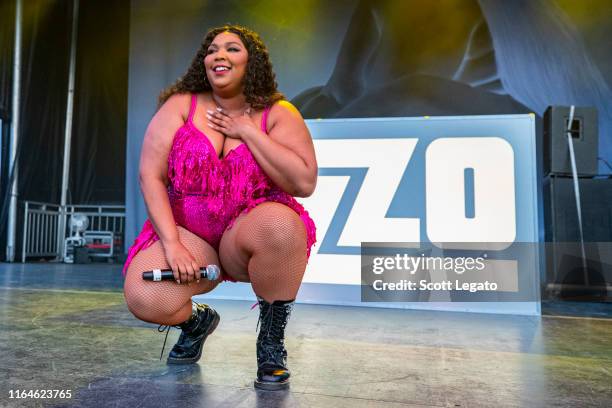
left=219, top=202, right=307, bottom=302
left=124, top=202, right=308, bottom=325
left=123, top=226, right=220, bottom=325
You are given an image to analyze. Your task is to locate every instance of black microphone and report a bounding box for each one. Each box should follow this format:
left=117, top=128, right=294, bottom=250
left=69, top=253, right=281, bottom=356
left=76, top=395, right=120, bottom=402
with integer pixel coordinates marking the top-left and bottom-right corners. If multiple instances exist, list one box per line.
left=142, top=264, right=221, bottom=281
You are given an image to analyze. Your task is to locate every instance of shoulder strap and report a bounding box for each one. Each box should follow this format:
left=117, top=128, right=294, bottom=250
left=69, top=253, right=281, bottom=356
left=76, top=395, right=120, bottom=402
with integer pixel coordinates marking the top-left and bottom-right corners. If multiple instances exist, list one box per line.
left=261, top=105, right=272, bottom=134
left=187, top=94, right=198, bottom=123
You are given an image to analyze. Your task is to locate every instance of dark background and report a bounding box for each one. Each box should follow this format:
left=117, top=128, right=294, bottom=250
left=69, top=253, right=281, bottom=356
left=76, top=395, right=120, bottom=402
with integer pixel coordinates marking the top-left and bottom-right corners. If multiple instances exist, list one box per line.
left=0, top=0, right=129, bottom=255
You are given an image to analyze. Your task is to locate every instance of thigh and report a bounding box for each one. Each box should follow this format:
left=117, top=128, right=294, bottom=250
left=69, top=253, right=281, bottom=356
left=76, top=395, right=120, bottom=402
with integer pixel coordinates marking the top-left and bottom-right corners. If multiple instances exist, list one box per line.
left=218, top=202, right=307, bottom=282
left=124, top=226, right=221, bottom=310
left=218, top=211, right=252, bottom=283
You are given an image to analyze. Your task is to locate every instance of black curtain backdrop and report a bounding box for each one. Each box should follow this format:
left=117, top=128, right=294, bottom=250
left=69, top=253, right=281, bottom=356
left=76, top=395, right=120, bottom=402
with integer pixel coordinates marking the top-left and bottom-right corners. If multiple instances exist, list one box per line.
left=0, top=0, right=72, bottom=261
left=70, top=1, right=129, bottom=204
left=16, top=0, right=71, bottom=205
left=0, top=0, right=16, bottom=259
left=0, top=0, right=14, bottom=121
left=2, top=0, right=129, bottom=206
left=0, top=0, right=129, bottom=260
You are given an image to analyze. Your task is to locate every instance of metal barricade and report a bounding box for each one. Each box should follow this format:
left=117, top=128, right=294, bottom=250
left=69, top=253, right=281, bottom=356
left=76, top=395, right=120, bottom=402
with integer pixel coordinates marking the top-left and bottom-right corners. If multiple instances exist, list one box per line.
left=65, top=204, right=125, bottom=244
left=21, top=201, right=125, bottom=262
left=21, top=201, right=62, bottom=261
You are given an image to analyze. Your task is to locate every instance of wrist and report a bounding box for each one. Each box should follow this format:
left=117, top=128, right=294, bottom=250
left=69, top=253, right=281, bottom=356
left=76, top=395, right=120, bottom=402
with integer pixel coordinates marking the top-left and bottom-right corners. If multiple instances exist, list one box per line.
left=242, top=126, right=260, bottom=143
left=160, top=237, right=180, bottom=248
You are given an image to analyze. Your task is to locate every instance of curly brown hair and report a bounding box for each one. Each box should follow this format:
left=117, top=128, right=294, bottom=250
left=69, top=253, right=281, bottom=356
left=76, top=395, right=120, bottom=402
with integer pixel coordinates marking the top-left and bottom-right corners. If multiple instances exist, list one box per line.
left=158, top=24, right=285, bottom=110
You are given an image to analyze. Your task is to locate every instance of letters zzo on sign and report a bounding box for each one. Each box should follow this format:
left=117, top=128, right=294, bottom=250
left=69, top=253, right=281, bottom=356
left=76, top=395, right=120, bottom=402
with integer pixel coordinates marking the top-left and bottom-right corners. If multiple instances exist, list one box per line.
left=299, top=136, right=517, bottom=285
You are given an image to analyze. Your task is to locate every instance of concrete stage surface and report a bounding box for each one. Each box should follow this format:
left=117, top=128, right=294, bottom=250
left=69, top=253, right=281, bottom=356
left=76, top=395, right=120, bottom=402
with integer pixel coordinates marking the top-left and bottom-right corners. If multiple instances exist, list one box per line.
left=0, top=263, right=610, bottom=408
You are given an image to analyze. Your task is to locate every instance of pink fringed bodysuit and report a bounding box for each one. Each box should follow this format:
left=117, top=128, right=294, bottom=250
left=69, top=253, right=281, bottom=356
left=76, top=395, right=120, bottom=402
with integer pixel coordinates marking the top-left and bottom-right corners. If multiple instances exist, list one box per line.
left=123, top=94, right=317, bottom=281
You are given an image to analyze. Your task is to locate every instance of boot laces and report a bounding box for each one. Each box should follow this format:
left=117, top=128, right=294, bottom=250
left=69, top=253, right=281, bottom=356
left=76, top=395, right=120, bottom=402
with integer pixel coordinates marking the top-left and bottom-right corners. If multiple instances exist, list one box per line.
left=157, top=324, right=178, bottom=360
left=256, top=301, right=292, bottom=367
left=256, top=302, right=291, bottom=339
left=157, top=301, right=206, bottom=360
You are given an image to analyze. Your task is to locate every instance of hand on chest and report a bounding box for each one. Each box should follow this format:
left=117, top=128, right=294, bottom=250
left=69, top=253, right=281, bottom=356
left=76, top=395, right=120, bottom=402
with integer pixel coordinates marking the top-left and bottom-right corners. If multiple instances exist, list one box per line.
left=191, top=103, right=265, bottom=159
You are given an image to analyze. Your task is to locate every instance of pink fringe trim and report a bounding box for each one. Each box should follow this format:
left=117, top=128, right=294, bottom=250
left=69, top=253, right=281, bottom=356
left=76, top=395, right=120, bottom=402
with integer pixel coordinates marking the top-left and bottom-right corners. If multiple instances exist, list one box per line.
left=121, top=220, right=159, bottom=277
left=123, top=197, right=317, bottom=277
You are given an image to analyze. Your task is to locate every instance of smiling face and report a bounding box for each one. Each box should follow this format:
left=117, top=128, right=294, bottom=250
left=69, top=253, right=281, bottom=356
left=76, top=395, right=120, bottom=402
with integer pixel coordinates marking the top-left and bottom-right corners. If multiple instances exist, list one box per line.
left=204, top=31, right=249, bottom=92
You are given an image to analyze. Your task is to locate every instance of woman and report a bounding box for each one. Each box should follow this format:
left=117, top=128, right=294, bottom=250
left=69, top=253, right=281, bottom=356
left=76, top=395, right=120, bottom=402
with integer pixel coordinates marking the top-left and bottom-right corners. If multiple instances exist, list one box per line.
left=123, top=25, right=317, bottom=391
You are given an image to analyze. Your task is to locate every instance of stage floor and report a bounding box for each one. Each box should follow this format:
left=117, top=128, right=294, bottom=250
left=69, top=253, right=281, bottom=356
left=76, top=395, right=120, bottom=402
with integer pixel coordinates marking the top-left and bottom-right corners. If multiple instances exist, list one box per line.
left=0, top=263, right=610, bottom=407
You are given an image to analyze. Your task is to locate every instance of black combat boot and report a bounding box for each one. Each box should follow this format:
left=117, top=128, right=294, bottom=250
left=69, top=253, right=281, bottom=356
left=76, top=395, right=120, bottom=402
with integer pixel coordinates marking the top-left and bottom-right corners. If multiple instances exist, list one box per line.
left=161, top=301, right=220, bottom=365
left=254, top=297, right=294, bottom=391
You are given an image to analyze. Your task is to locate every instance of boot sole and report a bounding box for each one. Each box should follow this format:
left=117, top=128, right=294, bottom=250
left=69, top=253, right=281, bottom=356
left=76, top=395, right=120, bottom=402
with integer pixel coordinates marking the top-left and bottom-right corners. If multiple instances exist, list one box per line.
left=166, top=311, right=220, bottom=365
left=253, top=379, right=290, bottom=391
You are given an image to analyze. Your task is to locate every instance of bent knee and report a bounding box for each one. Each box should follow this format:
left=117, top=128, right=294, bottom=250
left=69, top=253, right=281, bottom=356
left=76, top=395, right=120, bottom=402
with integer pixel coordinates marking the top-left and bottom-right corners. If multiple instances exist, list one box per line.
left=123, top=284, right=150, bottom=319
left=242, top=203, right=306, bottom=251
left=123, top=283, right=171, bottom=323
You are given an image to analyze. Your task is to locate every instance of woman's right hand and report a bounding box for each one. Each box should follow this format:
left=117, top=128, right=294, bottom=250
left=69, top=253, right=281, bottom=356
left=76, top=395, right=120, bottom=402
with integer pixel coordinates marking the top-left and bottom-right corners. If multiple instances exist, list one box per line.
left=162, top=240, right=201, bottom=284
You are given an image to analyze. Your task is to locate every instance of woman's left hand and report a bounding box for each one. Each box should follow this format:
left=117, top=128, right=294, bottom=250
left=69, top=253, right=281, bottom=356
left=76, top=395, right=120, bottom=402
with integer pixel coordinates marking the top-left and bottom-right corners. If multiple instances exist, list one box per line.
left=207, top=108, right=258, bottom=140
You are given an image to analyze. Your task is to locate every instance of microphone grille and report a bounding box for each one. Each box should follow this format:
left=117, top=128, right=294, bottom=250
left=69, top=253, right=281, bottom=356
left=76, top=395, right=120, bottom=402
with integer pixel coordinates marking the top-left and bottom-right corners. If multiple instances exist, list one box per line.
left=205, top=264, right=221, bottom=280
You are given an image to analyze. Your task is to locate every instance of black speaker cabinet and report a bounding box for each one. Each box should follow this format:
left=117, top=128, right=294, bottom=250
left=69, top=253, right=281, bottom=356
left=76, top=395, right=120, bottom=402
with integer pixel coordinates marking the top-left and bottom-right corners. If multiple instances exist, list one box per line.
left=544, top=106, right=598, bottom=176
left=543, top=176, right=612, bottom=300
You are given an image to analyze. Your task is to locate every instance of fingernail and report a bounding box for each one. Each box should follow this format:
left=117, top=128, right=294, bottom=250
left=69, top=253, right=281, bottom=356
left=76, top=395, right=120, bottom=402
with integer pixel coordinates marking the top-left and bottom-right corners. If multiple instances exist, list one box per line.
left=197, top=280, right=200, bottom=283
left=176, top=280, right=180, bottom=284
left=216, top=107, right=222, bottom=111
left=207, top=109, right=213, bottom=114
